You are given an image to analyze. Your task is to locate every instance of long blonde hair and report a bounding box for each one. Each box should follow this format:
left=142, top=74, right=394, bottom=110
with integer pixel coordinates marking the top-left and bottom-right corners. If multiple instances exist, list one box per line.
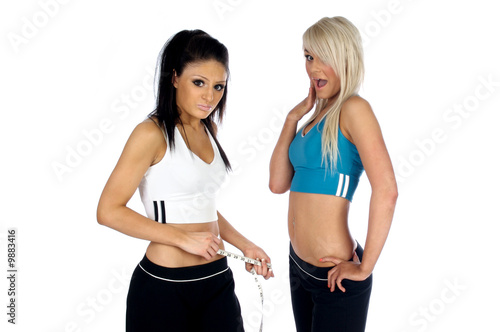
left=302, top=16, right=364, bottom=170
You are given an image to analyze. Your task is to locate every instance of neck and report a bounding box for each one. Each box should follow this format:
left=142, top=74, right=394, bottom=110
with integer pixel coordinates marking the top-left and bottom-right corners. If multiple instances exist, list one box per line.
left=178, top=113, right=205, bottom=132
left=325, top=92, right=340, bottom=110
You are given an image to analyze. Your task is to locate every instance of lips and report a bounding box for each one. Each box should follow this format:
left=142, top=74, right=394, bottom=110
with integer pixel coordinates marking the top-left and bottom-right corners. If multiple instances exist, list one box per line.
left=197, top=104, right=212, bottom=112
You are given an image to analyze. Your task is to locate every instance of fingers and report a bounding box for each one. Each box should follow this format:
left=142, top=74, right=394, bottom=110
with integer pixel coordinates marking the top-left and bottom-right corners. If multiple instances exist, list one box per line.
left=327, top=267, right=337, bottom=292
left=337, top=278, right=346, bottom=293
left=304, top=83, right=314, bottom=99
left=322, top=256, right=342, bottom=290
left=252, top=258, right=267, bottom=277
left=319, top=256, right=341, bottom=265
left=209, top=239, right=219, bottom=253
left=256, top=258, right=274, bottom=280
left=266, top=259, right=275, bottom=279
left=252, top=258, right=262, bottom=275
left=327, top=267, right=346, bottom=293
left=203, top=246, right=217, bottom=260
left=261, top=258, right=268, bottom=277
left=240, top=246, right=274, bottom=279
left=305, top=82, right=316, bottom=109
left=309, top=81, right=316, bottom=98
left=205, top=245, right=218, bottom=260
left=245, top=262, right=253, bottom=273
left=197, top=232, right=220, bottom=260
left=260, top=258, right=274, bottom=280
left=308, top=82, right=314, bottom=97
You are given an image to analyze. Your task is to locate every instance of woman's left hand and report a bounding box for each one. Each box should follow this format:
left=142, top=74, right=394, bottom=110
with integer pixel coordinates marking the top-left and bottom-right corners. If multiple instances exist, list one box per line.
left=320, top=253, right=370, bottom=292
left=242, top=246, right=274, bottom=280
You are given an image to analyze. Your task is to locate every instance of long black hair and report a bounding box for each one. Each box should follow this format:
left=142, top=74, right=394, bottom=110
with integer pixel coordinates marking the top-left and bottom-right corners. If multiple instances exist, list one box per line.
left=149, top=29, right=231, bottom=170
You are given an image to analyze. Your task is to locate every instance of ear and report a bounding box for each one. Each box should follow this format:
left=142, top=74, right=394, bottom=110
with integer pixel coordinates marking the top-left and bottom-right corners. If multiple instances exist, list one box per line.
left=172, top=70, right=179, bottom=88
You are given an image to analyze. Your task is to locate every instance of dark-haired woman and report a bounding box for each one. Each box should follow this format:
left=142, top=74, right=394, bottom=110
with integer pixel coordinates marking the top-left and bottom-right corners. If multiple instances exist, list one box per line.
left=97, top=30, right=273, bottom=332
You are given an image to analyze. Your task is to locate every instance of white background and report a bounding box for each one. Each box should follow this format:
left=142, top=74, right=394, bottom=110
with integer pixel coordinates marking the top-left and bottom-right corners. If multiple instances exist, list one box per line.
left=1, top=0, right=499, bottom=331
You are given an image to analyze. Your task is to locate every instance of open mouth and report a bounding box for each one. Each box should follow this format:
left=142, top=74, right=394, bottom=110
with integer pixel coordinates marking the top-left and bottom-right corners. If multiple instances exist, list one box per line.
left=313, top=78, right=327, bottom=88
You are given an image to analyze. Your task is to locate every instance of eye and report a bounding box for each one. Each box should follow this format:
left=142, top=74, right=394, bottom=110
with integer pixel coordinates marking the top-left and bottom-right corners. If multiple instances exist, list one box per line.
left=214, top=84, right=225, bottom=92
left=193, top=80, right=204, bottom=87
left=305, top=54, right=313, bottom=61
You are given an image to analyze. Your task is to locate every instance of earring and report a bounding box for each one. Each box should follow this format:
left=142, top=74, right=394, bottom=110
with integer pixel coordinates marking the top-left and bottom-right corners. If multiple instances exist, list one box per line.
left=172, top=69, right=177, bottom=86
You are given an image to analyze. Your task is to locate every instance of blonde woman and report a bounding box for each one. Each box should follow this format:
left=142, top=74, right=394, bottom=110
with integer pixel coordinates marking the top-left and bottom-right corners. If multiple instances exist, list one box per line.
left=270, top=17, right=398, bottom=331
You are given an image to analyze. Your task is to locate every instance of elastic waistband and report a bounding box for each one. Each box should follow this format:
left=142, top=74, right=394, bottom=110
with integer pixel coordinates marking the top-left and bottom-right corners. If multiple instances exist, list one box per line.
left=289, top=242, right=363, bottom=281
left=139, top=255, right=229, bottom=283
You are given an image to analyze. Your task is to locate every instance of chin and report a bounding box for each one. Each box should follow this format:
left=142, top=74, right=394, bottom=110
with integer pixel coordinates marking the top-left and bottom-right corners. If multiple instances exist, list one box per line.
left=316, top=93, right=331, bottom=100
left=199, top=112, right=213, bottom=119
left=317, top=91, right=337, bottom=101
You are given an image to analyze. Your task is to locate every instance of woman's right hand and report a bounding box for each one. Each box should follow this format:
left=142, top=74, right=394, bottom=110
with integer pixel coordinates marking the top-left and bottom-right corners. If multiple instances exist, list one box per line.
left=180, top=231, right=222, bottom=260
left=288, top=80, right=316, bottom=121
left=269, top=79, right=316, bottom=193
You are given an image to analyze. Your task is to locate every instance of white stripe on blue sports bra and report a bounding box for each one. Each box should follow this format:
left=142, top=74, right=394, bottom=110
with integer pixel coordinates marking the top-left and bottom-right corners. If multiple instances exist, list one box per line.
left=138, top=121, right=228, bottom=224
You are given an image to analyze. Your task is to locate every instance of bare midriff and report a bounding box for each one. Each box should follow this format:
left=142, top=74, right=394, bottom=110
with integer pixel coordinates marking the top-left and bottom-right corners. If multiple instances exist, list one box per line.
left=289, top=191, right=356, bottom=267
left=145, top=221, right=225, bottom=268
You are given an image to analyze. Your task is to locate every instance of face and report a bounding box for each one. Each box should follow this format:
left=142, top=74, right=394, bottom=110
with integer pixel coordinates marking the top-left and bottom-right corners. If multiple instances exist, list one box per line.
left=304, top=49, right=340, bottom=103
left=173, top=59, right=227, bottom=121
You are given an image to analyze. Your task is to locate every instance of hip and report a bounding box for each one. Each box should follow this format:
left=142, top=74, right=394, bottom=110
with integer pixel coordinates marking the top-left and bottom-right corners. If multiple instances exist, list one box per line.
left=289, top=241, right=372, bottom=291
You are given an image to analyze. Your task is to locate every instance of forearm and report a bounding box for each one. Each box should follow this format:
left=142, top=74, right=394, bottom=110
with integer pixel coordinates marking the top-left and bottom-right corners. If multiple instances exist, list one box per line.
left=97, top=205, right=186, bottom=247
left=360, top=188, right=398, bottom=275
left=269, top=115, right=299, bottom=193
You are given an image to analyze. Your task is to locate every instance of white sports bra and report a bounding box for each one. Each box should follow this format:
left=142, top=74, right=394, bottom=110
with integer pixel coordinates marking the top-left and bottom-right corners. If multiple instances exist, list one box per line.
left=138, top=122, right=227, bottom=224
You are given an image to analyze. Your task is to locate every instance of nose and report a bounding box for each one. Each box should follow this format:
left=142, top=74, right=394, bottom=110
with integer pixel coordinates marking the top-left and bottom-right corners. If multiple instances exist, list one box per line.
left=202, top=88, right=214, bottom=102
left=306, top=61, right=320, bottom=78
left=310, top=60, right=321, bottom=74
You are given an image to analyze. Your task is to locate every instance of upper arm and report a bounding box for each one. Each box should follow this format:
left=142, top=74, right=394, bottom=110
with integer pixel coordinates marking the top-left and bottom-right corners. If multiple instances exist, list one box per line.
left=341, top=97, right=396, bottom=192
left=98, top=121, right=165, bottom=212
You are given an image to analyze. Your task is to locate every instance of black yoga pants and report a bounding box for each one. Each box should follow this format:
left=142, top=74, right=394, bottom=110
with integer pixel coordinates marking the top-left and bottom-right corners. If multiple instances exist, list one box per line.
left=289, top=242, right=373, bottom=332
left=126, top=255, right=244, bottom=332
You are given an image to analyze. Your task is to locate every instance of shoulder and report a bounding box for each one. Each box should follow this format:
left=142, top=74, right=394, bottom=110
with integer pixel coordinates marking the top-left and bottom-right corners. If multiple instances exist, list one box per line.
left=341, top=95, right=373, bottom=120
left=132, top=117, right=166, bottom=143
left=340, top=95, right=380, bottom=142
left=123, top=118, right=167, bottom=161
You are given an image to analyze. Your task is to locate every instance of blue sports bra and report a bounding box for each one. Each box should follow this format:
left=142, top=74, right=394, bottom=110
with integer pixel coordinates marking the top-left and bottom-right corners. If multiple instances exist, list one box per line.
left=288, top=117, right=364, bottom=202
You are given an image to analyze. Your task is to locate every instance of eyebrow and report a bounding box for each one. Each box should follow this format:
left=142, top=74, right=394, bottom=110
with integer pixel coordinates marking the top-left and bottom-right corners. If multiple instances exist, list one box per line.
left=194, top=75, right=227, bottom=84
left=304, top=49, right=310, bottom=53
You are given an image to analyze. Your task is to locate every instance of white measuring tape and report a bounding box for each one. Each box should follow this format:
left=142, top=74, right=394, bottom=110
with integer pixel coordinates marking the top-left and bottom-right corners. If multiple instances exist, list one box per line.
left=217, top=249, right=273, bottom=269
left=217, top=249, right=272, bottom=332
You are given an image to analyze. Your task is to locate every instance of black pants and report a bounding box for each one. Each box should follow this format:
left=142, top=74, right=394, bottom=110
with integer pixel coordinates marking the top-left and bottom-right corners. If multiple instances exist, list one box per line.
left=126, top=255, right=244, bottom=332
left=289, top=243, right=372, bottom=332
